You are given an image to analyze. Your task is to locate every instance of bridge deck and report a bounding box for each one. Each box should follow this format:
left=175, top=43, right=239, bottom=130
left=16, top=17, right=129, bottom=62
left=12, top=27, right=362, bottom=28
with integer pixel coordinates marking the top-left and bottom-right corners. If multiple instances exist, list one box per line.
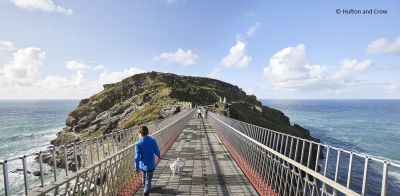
left=135, top=115, right=257, bottom=195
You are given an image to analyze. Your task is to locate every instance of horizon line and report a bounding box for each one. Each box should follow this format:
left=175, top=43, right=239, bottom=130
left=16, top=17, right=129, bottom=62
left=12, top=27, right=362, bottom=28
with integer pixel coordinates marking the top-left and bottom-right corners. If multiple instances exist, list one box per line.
left=1, top=98, right=400, bottom=101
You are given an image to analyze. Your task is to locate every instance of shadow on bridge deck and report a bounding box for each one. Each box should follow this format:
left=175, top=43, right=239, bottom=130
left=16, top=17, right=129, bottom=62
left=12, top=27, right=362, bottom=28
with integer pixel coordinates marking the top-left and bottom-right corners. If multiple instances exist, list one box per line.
left=135, top=114, right=258, bottom=195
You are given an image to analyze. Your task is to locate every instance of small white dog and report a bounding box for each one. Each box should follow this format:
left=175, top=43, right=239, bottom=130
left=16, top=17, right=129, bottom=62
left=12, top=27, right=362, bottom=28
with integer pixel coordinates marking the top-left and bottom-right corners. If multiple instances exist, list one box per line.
left=170, top=158, right=184, bottom=178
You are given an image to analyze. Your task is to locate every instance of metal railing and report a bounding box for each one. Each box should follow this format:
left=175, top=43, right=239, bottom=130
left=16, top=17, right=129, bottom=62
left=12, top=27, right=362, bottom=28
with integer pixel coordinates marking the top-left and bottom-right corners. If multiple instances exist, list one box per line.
left=1, top=109, right=194, bottom=196
left=208, top=112, right=400, bottom=196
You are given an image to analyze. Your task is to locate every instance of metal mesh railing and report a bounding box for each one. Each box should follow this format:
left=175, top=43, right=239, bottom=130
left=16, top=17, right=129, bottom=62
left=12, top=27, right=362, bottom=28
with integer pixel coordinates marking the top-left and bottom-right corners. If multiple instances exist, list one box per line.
left=208, top=112, right=400, bottom=196
left=0, top=108, right=194, bottom=196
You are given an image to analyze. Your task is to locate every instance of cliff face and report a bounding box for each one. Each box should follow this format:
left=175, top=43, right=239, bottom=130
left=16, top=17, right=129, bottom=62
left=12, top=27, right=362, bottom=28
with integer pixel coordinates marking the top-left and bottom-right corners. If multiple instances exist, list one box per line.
left=218, top=102, right=318, bottom=142
left=52, top=71, right=319, bottom=145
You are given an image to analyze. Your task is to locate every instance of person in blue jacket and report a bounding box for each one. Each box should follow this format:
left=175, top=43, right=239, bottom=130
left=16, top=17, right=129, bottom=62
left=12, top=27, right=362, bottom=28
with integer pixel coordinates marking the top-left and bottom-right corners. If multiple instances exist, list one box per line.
left=134, top=125, right=161, bottom=195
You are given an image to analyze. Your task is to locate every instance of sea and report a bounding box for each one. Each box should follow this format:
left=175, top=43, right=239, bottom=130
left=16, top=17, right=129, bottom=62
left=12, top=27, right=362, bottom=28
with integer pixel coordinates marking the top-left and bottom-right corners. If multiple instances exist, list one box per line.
left=261, top=99, right=400, bottom=194
left=0, top=100, right=79, bottom=161
left=0, top=99, right=399, bottom=194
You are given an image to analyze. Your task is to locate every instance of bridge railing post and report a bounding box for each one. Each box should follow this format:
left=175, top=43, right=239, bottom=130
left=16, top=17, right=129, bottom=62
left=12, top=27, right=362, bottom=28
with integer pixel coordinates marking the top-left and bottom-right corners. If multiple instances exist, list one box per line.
left=0, top=108, right=194, bottom=196
left=207, top=112, right=400, bottom=196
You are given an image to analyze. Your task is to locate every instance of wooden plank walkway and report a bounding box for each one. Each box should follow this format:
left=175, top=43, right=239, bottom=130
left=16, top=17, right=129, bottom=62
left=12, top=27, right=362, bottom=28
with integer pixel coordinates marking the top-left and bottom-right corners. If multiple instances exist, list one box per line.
left=135, top=115, right=258, bottom=195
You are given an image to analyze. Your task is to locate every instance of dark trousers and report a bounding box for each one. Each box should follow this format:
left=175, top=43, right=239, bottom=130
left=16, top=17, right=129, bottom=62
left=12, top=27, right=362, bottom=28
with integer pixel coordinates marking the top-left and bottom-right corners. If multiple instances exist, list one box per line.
left=142, top=169, right=154, bottom=194
left=197, top=113, right=202, bottom=118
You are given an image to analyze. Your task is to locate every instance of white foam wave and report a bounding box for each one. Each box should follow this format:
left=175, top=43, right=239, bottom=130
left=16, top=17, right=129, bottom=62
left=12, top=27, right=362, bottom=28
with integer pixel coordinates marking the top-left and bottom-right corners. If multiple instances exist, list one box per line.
left=0, top=126, right=63, bottom=160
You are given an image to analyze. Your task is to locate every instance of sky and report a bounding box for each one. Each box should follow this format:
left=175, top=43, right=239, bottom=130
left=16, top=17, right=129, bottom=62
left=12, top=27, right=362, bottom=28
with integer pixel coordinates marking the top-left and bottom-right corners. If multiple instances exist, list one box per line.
left=0, top=0, right=399, bottom=99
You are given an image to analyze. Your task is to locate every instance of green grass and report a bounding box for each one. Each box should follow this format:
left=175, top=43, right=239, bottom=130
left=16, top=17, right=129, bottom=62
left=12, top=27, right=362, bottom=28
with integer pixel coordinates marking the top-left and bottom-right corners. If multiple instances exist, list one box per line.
left=52, top=132, right=79, bottom=144
left=84, top=130, right=103, bottom=139
left=123, top=104, right=163, bottom=128
left=69, top=105, right=91, bottom=118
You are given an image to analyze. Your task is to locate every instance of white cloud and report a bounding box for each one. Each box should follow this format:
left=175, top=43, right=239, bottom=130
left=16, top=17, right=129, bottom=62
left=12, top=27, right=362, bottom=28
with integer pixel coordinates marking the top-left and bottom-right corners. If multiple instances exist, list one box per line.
left=66, top=61, right=87, bottom=70
left=264, top=44, right=311, bottom=82
left=37, top=61, right=106, bottom=90
left=235, top=22, right=261, bottom=40
left=37, top=71, right=85, bottom=89
left=65, top=60, right=105, bottom=71
left=207, top=68, right=220, bottom=79
left=25, top=65, right=145, bottom=98
left=160, top=0, right=178, bottom=4
left=383, top=82, right=400, bottom=93
left=220, top=23, right=258, bottom=69
left=8, top=0, right=73, bottom=15
left=220, top=40, right=252, bottom=68
left=0, top=49, right=94, bottom=93
left=263, top=44, right=372, bottom=91
left=0, top=42, right=149, bottom=99
left=384, top=82, right=399, bottom=93
left=0, top=47, right=45, bottom=85
left=0, top=41, right=15, bottom=51
left=243, top=87, right=255, bottom=95
left=99, top=67, right=145, bottom=84
left=246, top=22, right=261, bottom=37
left=366, top=36, right=400, bottom=55
left=331, top=59, right=373, bottom=81
left=34, top=62, right=144, bottom=95
left=154, top=48, right=198, bottom=66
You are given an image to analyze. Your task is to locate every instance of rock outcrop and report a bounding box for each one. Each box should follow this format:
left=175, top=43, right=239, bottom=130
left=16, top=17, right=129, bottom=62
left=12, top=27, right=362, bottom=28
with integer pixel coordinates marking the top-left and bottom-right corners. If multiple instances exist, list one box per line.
left=52, top=72, right=319, bottom=147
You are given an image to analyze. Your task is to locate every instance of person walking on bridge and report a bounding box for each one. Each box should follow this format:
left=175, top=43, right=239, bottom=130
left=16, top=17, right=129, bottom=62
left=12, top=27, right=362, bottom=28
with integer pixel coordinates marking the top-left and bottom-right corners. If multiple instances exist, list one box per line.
left=135, top=125, right=160, bottom=196
left=197, top=107, right=202, bottom=119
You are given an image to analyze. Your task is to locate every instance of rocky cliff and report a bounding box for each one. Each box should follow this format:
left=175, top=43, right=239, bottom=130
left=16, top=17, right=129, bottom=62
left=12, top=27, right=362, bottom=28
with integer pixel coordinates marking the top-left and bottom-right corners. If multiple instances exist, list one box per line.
left=52, top=71, right=319, bottom=146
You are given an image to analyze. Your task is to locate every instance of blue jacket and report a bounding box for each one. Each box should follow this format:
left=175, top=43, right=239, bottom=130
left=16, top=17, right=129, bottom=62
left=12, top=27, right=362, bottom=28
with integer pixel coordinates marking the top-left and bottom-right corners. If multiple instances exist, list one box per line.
left=134, top=136, right=161, bottom=171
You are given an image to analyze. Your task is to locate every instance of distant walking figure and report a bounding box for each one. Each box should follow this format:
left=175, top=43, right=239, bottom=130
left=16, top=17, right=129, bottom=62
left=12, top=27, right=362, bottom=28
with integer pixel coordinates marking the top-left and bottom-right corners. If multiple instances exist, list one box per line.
left=135, top=126, right=161, bottom=196
left=197, top=108, right=202, bottom=119
left=204, top=107, right=208, bottom=119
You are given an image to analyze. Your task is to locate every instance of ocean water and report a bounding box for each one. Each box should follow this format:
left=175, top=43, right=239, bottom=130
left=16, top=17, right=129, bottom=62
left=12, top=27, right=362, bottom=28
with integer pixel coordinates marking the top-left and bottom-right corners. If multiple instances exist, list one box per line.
left=0, top=100, right=78, bottom=160
left=261, top=99, right=400, bottom=194
left=0, top=100, right=79, bottom=194
left=1, top=99, right=399, bottom=194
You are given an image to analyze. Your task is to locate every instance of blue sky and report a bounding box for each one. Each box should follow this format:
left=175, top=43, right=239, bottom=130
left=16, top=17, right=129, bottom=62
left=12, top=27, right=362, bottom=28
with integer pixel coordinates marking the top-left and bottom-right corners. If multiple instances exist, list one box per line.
left=0, top=0, right=399, bottom=99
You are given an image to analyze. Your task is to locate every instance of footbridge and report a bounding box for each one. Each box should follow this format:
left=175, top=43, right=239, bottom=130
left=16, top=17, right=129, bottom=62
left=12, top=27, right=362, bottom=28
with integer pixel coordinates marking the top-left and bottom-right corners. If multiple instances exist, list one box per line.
left=1, top=108, right=400, bottom=195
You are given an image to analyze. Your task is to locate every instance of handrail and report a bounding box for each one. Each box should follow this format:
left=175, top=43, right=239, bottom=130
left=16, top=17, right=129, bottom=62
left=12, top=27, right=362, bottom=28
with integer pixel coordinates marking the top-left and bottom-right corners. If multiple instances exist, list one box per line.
left=210, top=112, right=359, bottom=195
left=211, top=112, right=400, bottom=167
left=3, top=106, right=399, bottom=195
left=208, top=112, right=400, bottom=196
left=1, top=108, right=194, bottom=195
